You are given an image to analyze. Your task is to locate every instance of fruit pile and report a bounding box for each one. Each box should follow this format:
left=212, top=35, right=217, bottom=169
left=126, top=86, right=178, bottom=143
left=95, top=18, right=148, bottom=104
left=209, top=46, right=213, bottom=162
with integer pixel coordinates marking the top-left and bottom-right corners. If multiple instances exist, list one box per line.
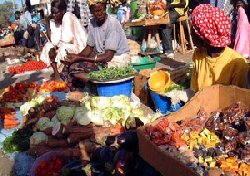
left=8, top=60, right=47, bottom=74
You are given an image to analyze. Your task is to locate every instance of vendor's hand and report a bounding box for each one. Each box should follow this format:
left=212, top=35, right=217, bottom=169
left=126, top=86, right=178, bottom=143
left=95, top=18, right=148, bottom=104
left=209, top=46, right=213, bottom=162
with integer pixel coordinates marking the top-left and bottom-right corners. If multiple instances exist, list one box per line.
left=49, top=47, right=57, bottom=62
left=65, top=53, right=79, bottom=64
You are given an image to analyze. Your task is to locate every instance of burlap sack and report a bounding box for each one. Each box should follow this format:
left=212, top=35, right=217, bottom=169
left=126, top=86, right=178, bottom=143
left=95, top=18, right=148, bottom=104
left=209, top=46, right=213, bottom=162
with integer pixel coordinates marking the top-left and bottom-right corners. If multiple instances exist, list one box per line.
left=0, top=34, right=15, bottom=47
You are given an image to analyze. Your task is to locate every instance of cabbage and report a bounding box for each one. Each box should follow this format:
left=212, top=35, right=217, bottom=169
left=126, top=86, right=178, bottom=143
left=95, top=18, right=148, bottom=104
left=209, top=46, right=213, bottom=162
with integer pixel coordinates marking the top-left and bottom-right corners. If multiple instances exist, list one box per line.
left=20, top=96, right=46, bottom=116
left=130, top=101, right=141, bottom=109
left=56, top=106, right=76, bottom=125
left=30, top=132, right=48, bottom=145
left=90, top=110, right=104, bottom=126
left=74, top=107, right=91, bottom=126
left=111, top=95, right=130, bottom=108
left=20, top=102, right=31, bottom=116
left=102, top=107, right=124, bottom=125
left=131, top=108, right=144, bottom=118
left=34, top=96, right=46, bottom=105
left=125, top=116, right=136, bottom=129
left=36, top=117, right=51, bottom=131
left=90, top=97, right=111, bottom=110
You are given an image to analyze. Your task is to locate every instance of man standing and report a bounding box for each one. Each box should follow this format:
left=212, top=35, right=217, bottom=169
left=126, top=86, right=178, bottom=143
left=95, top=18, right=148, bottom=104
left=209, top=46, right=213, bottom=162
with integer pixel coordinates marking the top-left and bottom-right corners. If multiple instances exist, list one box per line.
left=161, top=0, right=188, bottom=58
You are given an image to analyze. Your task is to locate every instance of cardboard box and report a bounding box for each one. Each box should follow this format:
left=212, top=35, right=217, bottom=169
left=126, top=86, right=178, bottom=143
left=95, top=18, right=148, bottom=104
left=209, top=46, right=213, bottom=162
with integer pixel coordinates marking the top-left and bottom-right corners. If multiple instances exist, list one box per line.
left=137, top=85, right=250, bottom=176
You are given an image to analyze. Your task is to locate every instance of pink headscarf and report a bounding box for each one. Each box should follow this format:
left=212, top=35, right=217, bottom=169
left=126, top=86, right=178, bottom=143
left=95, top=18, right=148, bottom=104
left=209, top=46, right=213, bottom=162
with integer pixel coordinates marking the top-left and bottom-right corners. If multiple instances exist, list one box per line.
left=191, top=4, right=231, bottom=47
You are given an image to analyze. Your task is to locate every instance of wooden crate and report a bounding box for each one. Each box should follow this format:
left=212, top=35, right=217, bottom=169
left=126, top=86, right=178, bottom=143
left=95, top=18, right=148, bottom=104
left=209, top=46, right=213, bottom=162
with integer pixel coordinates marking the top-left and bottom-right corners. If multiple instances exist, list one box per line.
left=137, top=85, right=250, bottom=176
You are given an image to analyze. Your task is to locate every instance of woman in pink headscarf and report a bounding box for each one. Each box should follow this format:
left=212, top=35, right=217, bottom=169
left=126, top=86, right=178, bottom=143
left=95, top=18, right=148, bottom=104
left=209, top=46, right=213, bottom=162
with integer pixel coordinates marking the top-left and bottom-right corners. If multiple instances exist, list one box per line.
left=234, top=0, right=250, bottom=60
left=190, top=4, right=249, bottom=92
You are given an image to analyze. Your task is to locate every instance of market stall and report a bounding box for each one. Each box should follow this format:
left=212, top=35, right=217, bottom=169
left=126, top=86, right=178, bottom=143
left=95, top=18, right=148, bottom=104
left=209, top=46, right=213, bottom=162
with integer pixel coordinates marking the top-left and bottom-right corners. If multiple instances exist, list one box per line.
left=138, top=85, right=250, bottom=176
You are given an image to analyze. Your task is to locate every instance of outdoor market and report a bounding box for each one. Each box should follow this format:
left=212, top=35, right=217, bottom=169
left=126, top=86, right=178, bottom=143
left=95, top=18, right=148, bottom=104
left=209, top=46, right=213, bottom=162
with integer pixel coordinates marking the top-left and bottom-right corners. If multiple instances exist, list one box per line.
left=0, top=0, right=250, bottom=175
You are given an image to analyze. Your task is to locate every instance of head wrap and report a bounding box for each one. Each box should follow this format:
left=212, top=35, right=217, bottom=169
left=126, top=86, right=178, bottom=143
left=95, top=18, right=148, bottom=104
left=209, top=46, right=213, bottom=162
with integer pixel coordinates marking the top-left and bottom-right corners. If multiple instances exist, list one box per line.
left=87, top=0, right=106, bottom=6
left=191, top=4, right=231, bottom=47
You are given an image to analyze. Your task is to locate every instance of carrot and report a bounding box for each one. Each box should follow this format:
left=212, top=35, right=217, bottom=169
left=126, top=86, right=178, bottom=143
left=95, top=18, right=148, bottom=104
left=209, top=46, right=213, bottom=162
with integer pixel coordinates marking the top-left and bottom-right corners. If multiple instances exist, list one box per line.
left=4, top=120, right=19, bottom=126
left=3, top=114, right=16, bottom=120
left=4, top=123, right=19, bottom=129
left=110, top=124, right=125, bottom=135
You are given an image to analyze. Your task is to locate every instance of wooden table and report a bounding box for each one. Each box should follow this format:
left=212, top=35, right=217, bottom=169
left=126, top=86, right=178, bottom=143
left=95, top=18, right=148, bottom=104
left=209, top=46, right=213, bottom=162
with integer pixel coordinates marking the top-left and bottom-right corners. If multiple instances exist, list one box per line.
left=126, top=17, right=170, bottom=54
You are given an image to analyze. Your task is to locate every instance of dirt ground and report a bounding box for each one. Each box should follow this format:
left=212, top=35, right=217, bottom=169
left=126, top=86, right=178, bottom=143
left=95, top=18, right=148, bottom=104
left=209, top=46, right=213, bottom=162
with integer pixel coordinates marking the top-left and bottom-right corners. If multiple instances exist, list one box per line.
left=0, top=49, right=194, bottom=176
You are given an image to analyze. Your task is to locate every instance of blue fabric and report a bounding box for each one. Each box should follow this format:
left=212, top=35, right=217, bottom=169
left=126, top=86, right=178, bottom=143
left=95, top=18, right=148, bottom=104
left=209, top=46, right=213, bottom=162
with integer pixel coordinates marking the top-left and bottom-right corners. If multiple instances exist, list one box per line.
left=10, top=15, right=15, bottom=23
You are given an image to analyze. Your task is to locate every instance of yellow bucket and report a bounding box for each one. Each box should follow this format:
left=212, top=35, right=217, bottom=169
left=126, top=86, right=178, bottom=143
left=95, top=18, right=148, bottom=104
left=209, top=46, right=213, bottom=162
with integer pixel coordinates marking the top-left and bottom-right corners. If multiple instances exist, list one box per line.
left=148, top=70, right=171, bottom=93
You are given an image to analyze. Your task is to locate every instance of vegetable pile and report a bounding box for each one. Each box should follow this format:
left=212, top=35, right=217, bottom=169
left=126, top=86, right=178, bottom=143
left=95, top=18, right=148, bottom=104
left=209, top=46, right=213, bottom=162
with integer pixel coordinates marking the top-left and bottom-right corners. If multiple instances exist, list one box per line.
left=2, top=125, right=33, bottom=153
left=38, top=81, right=69, bottom=93
left=35, top=155, right=65, bottom=176
left=0, top=108, right=19, bottom=129
left=146, top=102, right=250, bottom=176
left=0, top=82, right=38, bottom=103
left=8, top=60, right=47, bottom=74
left=89, top=66, right=136, bottom=81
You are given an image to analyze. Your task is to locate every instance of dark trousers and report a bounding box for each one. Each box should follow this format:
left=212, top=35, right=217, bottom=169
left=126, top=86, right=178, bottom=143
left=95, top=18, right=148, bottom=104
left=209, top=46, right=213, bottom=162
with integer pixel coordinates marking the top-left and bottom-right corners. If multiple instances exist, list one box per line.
left=14, top=30, right=24, bottom=45
left=160, top=9, right=180, bottom=53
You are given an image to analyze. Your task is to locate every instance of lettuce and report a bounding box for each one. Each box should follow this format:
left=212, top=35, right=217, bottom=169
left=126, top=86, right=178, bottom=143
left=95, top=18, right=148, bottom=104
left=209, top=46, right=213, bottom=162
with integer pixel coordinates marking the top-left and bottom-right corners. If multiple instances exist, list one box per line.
left=90, top=97, right=111, bottom=110
left=102, top=107, right=124, bottom=125
left=111, top=95, right=130, bottom=108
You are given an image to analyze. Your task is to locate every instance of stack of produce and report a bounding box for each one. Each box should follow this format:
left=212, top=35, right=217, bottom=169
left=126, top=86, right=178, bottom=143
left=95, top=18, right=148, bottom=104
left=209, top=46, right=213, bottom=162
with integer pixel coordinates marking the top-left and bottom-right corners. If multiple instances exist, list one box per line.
left=17, top=95, right=147, bottom=158
left=89, top=66, right=136, bottom=82
left=146, top=102, right=250, bottom=175
left=38, top=81, right=69, bottom=93
left=8, top=60, right=47, bottom=74
left=0, top=81, right=69, bottom=108
left=0, top=82, right=38, bottom=107
left=0, top=108, right=19, bottom=129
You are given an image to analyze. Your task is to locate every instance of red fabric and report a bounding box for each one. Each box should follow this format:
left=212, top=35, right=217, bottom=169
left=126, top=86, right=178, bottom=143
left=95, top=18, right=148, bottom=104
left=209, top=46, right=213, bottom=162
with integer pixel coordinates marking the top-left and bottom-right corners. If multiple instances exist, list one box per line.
left=191, top=4, right=231, bottom=47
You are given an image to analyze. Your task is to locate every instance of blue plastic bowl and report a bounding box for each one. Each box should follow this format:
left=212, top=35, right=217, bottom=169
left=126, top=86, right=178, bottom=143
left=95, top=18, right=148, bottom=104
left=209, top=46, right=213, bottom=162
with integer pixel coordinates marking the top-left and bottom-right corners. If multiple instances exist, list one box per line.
left=96, top=79, right=133, bottom=97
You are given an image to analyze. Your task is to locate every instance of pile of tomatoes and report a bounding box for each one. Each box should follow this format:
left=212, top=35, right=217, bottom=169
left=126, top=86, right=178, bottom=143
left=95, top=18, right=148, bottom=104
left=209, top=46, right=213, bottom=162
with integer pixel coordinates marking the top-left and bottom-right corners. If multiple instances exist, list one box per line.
left=8, top=61, right=47, bottom=74
left=35, top=155, right=65, bottom=176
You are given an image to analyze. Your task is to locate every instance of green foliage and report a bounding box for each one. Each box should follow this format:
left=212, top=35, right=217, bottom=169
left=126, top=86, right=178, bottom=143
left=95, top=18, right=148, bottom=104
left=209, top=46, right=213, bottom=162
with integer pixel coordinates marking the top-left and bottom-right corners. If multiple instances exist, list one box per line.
left=0, top=1, right=16, bottom=27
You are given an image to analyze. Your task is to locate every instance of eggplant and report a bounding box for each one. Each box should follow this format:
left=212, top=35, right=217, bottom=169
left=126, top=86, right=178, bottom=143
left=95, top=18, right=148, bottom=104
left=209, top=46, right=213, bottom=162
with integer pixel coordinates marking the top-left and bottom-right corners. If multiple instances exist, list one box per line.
left=90, top=147, right=103, bottom=163
left=113, top=149, right=135, bottom=176
left=105, top=135, right=117, bottom=146
left=117, top=131, right=138, bottom=152
left=62, top=160, right=87, bottom=176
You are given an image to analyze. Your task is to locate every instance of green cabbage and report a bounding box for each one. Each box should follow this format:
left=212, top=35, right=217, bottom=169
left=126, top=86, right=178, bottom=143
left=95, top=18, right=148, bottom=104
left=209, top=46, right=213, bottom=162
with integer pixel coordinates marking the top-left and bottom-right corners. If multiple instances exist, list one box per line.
left=90, top=110, right=104, bottom=126
left=30, top=132, right=48, bottom=145
left=56, top=106, right=76, bottom=125
left=20, top=96, right=46, bottom=116
left=36, top=117, right=51, bottom=131
left=20, top=102, right=31, bottom=116
left=74, top=107, right=91, bottom=126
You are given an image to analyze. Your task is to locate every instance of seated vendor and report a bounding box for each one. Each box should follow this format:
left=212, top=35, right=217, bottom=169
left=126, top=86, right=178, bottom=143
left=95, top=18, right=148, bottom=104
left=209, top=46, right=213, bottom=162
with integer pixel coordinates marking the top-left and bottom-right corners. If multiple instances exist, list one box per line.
left=65, top=0, right=130, bottom=83
left=40, top=0, right=87, bottom=80
left=190, top=4, right=249, bottom=92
